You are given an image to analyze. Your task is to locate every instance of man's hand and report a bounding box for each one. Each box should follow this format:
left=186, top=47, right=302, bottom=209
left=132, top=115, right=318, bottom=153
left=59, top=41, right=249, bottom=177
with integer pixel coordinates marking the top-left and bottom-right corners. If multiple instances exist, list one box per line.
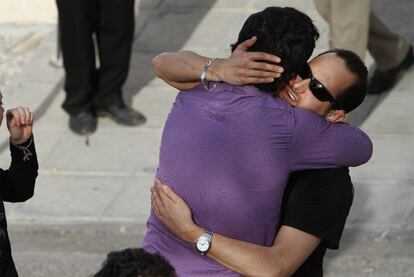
left=7, top=107, right=34, bottom=145
left=213, top=36, right=284, bottom=85
left=151, top=179, right=203, bottom=243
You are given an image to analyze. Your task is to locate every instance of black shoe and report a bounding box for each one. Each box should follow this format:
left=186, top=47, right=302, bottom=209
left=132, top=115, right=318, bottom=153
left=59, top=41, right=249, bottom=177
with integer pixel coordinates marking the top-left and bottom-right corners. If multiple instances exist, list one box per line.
left=95, top=105, right=146, bottom=126
left=69, top=112, right=97, bottom=135
left=368, top=45, right=414, bottom=95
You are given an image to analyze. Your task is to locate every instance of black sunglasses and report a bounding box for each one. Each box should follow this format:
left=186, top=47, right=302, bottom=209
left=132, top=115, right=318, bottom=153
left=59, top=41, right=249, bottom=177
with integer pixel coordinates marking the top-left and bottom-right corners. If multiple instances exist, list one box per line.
left=298, top=64, right=340, bottom=110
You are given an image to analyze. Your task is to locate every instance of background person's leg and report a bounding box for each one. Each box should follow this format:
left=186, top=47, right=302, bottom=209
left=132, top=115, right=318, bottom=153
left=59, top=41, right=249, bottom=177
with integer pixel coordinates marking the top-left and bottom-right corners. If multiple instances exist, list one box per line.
left=367, top=12, right=413, bottom=94
left=368, top=13, right=411, bottom=71
left=314, top=0, right=371, bottom=60
left=94, top=0, right=134, bottom=108
left=94, top=0, right=145, bottom=126
left=57, top=0, right=98, bottom=115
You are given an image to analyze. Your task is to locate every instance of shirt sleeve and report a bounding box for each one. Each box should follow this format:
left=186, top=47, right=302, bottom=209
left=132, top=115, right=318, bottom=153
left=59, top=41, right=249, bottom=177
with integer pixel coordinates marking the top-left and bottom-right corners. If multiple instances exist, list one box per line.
left=0, top=135, right=39, bottom=202
left=290, top=108, right=373, bottom=171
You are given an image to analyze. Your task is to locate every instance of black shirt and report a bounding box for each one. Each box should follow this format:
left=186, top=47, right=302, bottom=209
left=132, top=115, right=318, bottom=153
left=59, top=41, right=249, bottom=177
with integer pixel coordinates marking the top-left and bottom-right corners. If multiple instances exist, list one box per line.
left=281, top=167, right=353, bottom=277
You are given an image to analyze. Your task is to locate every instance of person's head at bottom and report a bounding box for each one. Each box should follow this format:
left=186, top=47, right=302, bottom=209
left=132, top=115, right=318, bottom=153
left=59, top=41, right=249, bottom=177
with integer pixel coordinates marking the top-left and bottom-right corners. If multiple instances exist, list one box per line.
left=94, top=248, right=176, bottom=277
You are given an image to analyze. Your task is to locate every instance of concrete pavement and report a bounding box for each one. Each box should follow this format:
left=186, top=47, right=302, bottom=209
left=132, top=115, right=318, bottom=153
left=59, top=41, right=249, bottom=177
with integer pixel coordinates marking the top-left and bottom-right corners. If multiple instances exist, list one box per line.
left=0, top=0, right=413, bottom=276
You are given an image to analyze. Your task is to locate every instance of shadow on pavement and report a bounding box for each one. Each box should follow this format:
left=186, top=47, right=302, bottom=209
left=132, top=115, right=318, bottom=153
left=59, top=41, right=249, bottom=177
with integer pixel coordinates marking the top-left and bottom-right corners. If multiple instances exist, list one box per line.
left=123, top=0, right=218, bottom=104
left=347, top=91, right=391, bottom=126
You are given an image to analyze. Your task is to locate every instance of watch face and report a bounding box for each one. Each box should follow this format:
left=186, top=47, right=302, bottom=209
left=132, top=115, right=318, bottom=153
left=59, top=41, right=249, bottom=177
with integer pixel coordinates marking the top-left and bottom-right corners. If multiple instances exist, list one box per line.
left=196, top=237, right=210, bottom=252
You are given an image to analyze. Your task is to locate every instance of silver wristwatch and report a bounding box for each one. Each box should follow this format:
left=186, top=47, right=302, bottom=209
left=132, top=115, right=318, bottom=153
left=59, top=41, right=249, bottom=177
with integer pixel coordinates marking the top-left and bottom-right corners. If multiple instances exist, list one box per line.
left=195, top=230, right=214, bottom=255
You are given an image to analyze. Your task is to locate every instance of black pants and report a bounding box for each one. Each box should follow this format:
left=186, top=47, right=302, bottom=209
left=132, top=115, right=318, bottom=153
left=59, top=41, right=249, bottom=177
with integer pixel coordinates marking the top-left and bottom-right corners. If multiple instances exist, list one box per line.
left=0, top=203, right=17, bottom=277
left=56, top=0, right=135, bottom=115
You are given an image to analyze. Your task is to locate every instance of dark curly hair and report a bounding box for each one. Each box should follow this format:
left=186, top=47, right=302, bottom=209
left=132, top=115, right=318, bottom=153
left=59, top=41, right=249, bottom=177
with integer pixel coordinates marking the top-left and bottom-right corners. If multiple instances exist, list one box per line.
left=94, top=248, right=176, bottom=277
left=231, top=7, right=319, bottom=94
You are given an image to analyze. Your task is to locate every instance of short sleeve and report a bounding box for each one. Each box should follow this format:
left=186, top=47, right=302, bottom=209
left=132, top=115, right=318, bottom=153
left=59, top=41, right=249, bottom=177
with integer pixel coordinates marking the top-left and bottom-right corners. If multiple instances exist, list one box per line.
left=281, top=167, right=353, bottom=249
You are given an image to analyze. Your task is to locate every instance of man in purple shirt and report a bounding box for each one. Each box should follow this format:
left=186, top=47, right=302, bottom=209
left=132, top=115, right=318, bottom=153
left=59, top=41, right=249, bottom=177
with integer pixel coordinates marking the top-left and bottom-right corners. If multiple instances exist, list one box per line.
left=151, top=48, right=369, bottom=276
left=143, top=7, right=372, bottom=276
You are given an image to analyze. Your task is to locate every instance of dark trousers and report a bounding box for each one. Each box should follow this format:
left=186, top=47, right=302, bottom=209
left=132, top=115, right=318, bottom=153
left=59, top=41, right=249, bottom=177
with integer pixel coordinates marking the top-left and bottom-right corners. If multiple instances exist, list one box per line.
left=56, top=0, right=135, bottom=115
left=0, top=207, right=18, bottom=277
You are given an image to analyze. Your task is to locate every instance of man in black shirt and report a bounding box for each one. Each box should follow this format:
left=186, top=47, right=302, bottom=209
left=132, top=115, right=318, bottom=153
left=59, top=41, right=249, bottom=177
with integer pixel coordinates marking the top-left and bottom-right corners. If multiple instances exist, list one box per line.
left=282, top=167, right=353, bottom=276
left=0, top=95, right=38, bottom=277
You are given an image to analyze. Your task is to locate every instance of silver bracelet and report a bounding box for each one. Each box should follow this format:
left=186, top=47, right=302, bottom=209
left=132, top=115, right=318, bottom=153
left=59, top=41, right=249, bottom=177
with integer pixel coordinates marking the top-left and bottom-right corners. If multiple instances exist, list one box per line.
left=200, top=58, right=217, bottom=92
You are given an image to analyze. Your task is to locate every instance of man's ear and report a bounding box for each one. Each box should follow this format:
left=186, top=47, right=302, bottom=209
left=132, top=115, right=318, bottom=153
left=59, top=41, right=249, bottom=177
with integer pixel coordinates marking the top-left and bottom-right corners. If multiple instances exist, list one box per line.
left=326, top=110, right=346, bottom=123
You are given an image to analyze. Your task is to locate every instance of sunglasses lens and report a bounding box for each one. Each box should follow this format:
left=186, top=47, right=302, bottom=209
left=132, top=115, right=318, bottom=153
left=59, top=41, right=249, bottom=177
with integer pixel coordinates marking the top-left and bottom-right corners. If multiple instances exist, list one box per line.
left=309, top=79, right=329, bottom=101
left=299, top=65, right=340, bottom=109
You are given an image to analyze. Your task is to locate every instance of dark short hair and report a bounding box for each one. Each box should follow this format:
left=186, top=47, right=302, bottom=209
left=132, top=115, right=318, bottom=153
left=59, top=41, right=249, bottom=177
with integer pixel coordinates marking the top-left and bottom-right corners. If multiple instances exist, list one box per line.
left=94, top=248, right=176, bottom=277
left=315, top=49, right=368, bottom=113
left=231, top=7, right=319, bottom=94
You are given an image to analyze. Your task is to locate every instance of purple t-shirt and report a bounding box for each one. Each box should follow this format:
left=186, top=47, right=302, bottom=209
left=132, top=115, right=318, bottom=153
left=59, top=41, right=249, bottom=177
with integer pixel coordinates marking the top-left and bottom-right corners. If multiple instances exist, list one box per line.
left=142, top=83, right=372, bottom=276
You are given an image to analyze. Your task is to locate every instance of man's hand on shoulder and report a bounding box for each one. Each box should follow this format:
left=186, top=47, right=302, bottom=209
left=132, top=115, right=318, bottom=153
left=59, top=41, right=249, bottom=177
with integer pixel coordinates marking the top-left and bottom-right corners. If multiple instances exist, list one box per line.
left=214, top=36, right=284, bottom=85
left=7, top=107, right=34, bottom=145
